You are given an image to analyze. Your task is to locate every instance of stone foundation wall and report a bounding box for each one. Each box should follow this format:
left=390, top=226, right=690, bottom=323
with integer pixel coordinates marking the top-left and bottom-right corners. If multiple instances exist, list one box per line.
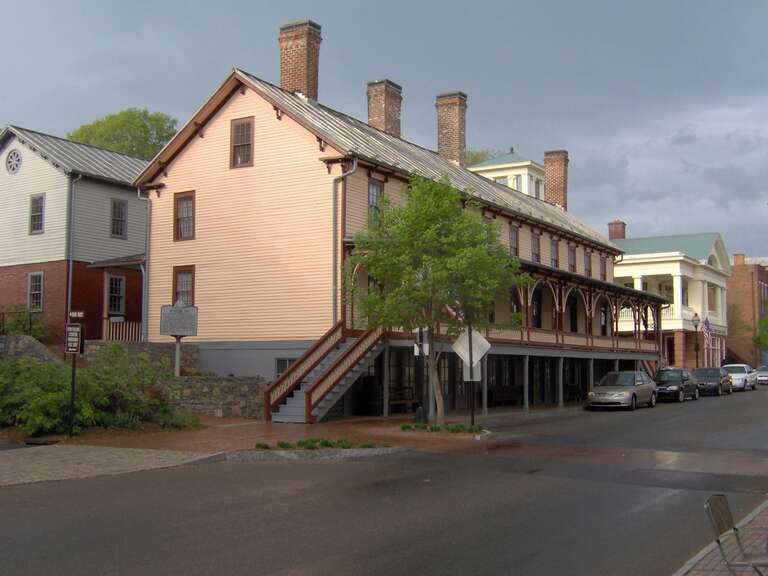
left=162, top=376, right=265, bottom=419
left=84, top=341, right=199, bottom=375
left=0, top=335, right=64, bottom=364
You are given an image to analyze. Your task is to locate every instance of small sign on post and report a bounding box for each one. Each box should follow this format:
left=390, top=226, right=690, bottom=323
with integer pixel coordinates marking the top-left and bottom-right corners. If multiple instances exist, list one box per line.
left=64, top=322, right=84, bottom=437
left=160, top=302, right=198, bottom=377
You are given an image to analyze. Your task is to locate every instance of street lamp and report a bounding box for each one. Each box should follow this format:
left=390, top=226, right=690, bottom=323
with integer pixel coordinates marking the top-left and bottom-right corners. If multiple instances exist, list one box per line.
left=692, top=313, right=700, bottom=369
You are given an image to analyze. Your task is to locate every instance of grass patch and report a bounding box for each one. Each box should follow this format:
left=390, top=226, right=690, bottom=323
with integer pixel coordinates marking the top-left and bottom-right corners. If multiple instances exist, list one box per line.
left=400, top=423, right=413, bottom=431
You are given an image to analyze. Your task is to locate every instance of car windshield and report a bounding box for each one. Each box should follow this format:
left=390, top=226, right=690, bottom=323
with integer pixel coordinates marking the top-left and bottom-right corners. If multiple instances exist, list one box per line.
left=655, top=370, right=682, bottom=382
left=724, top=366, right=747, bottom=375
left=693, top=369, right=720, bottom=378
left=597, top=372, right=635, bottom=387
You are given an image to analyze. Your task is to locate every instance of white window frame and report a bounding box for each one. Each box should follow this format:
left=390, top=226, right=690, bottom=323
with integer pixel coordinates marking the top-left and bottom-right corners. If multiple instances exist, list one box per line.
left=29, top=193, right=45, bottom=235
left=108, top=274, right=126, bottom=315
left=28, top=272, right=44, bottom=312
left=111, top=199, right=127, bottom=240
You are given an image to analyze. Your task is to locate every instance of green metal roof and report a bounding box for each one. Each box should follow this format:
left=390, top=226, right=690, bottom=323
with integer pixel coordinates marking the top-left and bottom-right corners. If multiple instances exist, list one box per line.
left=613, top=233, right=722, bottom=261
left=467, top=151, right=536, bottom=168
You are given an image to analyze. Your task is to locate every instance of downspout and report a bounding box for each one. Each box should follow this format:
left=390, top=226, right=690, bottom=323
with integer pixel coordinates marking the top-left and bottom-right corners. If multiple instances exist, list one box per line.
left=332, top=157, right=358, bottom=324
left=137, top=187, right=150, bottom=341
left=66, top=174, right=82, bottom=320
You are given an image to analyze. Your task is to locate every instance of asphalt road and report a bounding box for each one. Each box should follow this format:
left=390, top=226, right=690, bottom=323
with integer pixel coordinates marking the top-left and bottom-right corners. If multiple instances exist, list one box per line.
left=3, top=388, right=768, bottom=576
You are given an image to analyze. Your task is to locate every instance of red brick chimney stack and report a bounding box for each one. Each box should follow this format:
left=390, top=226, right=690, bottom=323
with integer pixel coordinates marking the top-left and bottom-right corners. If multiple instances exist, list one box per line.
left=544, top=150, right=569, bottom=210
left=436, top=92, right=468, bottom=167
left=367, top=79, right=402, bottom=138
left=279, top=20, right=322, bottom=100
left=608, top=220, right=627, bottom=241
left=734, top=253, right=746, bottom=266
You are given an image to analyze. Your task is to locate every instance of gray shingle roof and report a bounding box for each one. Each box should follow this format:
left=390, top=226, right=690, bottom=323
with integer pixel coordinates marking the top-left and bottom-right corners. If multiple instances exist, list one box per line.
left=1, top=125, right=147, bottom=186
left=236, top=69, right=618, bottom=252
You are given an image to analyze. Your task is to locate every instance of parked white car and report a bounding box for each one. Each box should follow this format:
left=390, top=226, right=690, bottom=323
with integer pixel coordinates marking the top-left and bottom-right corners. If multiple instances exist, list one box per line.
left=755, top=365, right=768, bottom=386
left=722, top=364, right=758, bottom=391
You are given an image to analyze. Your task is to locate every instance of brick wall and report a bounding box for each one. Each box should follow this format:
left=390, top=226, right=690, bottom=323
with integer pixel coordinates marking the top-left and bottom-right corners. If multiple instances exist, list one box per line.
left=0, top=260, right=68, bottom=344
left=436, top=92, right=467, bottom=167
left=727, top=261, right=768, bottom=365
left=279, top=20, right=322, bottom=100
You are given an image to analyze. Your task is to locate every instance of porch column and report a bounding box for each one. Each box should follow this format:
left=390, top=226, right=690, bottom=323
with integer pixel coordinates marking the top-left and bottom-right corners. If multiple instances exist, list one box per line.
left=672, top=274, right=683, bottom=319
left=557, top=356, right=564, bottom=408
left=614, top=358, right=620, bottom=371
left=382, top=344, right=390, bottom=417
left=481, top=355, right=488, bottom=416
left=523, top=355, right=530, bottom=411
left=633, top=276, right=643, bottom=291
left=588, top=358, right=594, bottom=391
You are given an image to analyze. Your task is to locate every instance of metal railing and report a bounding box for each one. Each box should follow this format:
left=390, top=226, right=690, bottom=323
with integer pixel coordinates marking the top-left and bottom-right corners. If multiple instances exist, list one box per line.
left=305, top=325, right=385, bottom=423
left=263, top=321, right=345, bottom=420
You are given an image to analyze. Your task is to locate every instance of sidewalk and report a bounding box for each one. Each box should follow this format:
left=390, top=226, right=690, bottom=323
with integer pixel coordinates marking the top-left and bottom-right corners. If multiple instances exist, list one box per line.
left=0, top=445, right=216, bottom=487
left=675, top=498, right=768, bottom=575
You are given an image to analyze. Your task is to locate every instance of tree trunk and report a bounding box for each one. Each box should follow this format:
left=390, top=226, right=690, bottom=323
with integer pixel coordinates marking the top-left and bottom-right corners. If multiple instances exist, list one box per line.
left=427, top=327, right=445, bottom=425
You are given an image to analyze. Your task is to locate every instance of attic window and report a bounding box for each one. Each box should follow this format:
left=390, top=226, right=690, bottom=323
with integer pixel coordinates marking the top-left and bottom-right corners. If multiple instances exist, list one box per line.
left=230, top=117, right=254, bottom=168
left=5, top=149, right=22, bottom=174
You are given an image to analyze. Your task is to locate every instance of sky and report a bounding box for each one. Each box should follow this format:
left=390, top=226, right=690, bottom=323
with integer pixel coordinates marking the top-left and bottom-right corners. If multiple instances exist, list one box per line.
left=3, top=0, right=767, bottom=255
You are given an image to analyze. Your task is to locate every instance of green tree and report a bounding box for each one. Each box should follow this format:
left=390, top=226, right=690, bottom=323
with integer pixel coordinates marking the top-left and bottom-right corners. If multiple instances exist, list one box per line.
left=348, top=175, right=528, bottom=424
left=67, top=108, right=178, bottom=160
left=754, top=304, right=768, bottom=351
left=465, top=148, right=505, bottom=166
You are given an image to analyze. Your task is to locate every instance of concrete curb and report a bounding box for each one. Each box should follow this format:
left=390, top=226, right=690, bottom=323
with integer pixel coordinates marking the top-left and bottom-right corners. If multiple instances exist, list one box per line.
left=671, top=496, right=768, bottom=576
left=224, top=447, right=406, bottom=462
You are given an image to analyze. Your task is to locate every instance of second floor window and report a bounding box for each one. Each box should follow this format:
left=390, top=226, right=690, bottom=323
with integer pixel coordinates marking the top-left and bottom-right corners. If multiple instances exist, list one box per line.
left=174, top=192, right=195, bottom=241
left=584, top=252, right=592, bottom=278
left=532, top=234, right=541, bottom=263
left=550, top=238, right=559, bottom=268
left=30, top=194, right=45, bottom=234
left=509, top=226, right=519, bottom=257
left=532, top=289, right=542, bottom=328
left=368, top=180, right=382, bottom=224
left=535, top=179, right=542, bottom=199
left=600, top=256, right=607, bottom=281
left=513, top=175, right=521, bottom=191
left=494, top=176, right=508, bottom=186
left=111, top=200, right=127, bottom=239
left=28, top=272, right=43, bottom=312
left=231, top=117, right=254, bottom=168
left=108, top=276, right=125, bottom=315
left=173, top=266, right=195, bottom=306
left=568, top=245, right=577, bottom=273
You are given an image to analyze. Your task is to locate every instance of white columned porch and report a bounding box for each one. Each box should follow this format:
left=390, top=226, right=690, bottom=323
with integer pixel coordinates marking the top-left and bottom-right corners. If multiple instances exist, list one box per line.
left=672, top=274, right=684, bottom=319
left=633, top=276, right=643, bottom=291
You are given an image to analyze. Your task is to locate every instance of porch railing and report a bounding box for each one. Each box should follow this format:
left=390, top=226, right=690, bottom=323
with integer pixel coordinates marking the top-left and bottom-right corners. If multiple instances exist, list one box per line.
left=102, top=318, right=143, bottom=342
left=305, top=325, right=385, bottom=423
left=263, top=321, right=345, bottom=421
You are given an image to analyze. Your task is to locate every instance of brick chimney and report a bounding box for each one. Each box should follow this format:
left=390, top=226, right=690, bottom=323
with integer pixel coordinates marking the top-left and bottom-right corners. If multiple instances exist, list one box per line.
left=279, top=20, right=322, bottom=100
left=544, top=150, right=569, bottom=210
left=436, top=92, right=467, bottom=166
left=608, top=220, right=627, bottom=240
left=367, top=79, right=402, bottom=138
left=734, top=253, right=746, bottom=266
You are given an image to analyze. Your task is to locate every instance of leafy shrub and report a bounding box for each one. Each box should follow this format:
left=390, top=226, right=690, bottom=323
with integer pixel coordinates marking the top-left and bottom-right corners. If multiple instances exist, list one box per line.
left=254, top=442, right=271, bottom=450
left=359, top=441, right=375, bottom=449
left=0, top=305, right=47, bottom=340
left=319, top=438, right=334, bottom=448
left=276, top=441, right=294, bottom=450
left=400, top=423, right=413, bottom=431
left=413, top=422, right=428, bottom=430
left=335, top=439, right=353, bottom=449
left=427, top=425, right=442, bottom=432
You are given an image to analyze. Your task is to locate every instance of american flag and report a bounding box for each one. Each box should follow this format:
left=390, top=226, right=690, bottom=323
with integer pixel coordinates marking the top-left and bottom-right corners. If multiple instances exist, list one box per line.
left=703, top=317, right=713, bottom=347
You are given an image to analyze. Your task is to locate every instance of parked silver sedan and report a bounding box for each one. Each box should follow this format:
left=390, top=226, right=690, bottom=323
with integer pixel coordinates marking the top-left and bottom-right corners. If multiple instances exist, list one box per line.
left=756, top=365, right=768, bottom=386
left=587, top=371, right=657, bottom=411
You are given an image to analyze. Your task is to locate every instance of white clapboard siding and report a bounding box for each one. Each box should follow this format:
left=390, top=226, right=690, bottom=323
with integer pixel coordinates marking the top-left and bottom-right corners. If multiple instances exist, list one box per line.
left=0, top=136, right=69, bottom=266
left=72, top=179, right=147, bottom=262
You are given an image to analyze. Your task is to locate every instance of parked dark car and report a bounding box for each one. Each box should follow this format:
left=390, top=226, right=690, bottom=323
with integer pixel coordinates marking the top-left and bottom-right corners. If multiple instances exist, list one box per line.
left=692, top=367, right=732, bottom=396
left=654, top=368, right=699, bottom=402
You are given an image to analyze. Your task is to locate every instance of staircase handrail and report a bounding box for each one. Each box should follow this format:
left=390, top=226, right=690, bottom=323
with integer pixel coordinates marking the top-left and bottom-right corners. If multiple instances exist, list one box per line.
left=263, top=321, right=344, bottom=420
left=305, top=325, right=385, bottom=422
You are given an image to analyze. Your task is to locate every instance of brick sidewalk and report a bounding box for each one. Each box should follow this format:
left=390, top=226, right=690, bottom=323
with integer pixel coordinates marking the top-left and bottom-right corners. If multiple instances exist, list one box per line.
left=675, top=498, right=768, bottom=575
left=0, top=445, right=216, bottom=487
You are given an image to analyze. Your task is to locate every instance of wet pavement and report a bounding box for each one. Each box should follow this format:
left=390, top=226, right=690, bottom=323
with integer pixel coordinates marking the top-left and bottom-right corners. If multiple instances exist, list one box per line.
left=2, top=387, right=768, bottom=575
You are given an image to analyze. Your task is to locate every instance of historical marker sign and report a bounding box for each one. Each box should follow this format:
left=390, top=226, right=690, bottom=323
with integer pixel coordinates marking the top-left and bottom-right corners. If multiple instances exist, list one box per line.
left=65, top=323, right=83, bottom=355
left=160, top=302, right=198, bottom=337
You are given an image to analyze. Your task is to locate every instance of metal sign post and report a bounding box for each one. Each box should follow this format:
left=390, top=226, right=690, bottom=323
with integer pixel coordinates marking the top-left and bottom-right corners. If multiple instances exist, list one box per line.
left=64, top=323, right=84, bottom=437
left=452, top=324, right=491, bottom=427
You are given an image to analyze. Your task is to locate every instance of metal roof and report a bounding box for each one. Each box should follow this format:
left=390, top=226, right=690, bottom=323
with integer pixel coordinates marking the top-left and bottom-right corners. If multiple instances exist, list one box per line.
left=234, top=70, right=618, bottom=252
left=88, top=253, right=145, bottom=269
left=613, top=233, right=723, bottom=261
left=468, top=151, right=538, bottom=168
left=0, top=125, right=147, bottom=186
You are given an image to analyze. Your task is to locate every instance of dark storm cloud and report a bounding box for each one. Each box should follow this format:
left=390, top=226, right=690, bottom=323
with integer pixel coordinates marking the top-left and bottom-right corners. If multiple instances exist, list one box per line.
left=2, top=0, right=767, bottom=253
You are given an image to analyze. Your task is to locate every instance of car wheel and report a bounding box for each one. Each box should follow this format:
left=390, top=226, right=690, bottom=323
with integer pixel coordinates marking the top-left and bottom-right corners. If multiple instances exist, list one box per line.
left=693, top=388, right=700, bottom=400
left=630, top=395, right=637, bottom=411
left=648, top=392, right=657, bottom=408
left=678, top=390, right=685, bottom=403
